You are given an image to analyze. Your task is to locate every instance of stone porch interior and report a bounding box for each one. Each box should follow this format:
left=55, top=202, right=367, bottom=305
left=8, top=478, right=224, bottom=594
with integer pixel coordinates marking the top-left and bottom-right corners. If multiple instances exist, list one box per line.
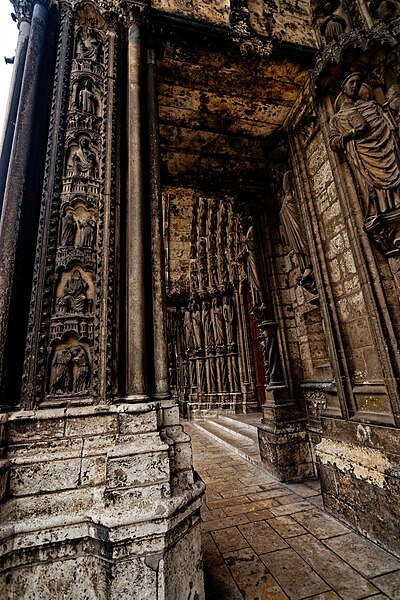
left=185, top=419, right=400, bottom=600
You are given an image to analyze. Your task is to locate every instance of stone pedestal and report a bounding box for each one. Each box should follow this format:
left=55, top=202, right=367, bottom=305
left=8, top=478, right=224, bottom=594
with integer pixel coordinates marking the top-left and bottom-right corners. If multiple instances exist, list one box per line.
left=257, top=388, right=314, bottom=481
left=0, top=402, right=205, bottom=599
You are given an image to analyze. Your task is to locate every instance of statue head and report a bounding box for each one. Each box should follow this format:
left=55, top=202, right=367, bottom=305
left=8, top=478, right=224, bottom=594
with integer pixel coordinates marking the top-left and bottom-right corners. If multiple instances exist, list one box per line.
left=341, top=73, right=363, bottom=99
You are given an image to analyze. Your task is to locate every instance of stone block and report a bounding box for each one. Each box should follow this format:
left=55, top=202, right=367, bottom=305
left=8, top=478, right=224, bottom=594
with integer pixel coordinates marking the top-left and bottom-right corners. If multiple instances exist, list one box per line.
left=106, top=450, right=170, bottom=489
left=10, top=457, right=81, bottom=496
left=118, top=409, right=158, bottom=435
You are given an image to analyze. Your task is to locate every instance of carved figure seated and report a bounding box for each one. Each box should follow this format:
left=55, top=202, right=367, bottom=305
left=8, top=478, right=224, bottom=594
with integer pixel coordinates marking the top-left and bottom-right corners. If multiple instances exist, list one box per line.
left=72, top=139, right=98, bottom=179
left=59, top=270, right=89, bottom=313
left=329, top=72, right=400, bottom=222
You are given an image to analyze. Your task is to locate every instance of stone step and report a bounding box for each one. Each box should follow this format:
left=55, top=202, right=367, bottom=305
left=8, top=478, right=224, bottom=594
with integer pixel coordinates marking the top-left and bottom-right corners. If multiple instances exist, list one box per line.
left=190, top=419, right=262, bottom=467
left=206, top=416, right=259, bottom=447
left=216, top=413, right=261, bottom=444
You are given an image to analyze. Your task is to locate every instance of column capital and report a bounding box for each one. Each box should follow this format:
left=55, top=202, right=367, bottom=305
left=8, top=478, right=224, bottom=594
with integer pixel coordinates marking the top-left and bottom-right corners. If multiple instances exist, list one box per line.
left=120, top=0, right=148, bottom=27
left=11, top=0, right=33, bottom=25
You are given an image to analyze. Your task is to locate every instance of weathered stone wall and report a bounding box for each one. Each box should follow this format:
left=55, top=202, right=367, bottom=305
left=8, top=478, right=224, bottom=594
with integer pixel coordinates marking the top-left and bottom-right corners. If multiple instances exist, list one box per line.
left=248, top=0, right=316, bottom=46
left=152, top=0, right=230, bottom=25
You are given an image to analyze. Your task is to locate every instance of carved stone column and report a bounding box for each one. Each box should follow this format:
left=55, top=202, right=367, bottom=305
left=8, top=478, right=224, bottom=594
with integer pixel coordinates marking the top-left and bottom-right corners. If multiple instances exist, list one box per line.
left=0, top=0, right=54, bottom=407
left=0, top=4, right=31, bottom=209
left=148, top=46, right=170, bottom=399
left=125, top=18, right=148, bottom=400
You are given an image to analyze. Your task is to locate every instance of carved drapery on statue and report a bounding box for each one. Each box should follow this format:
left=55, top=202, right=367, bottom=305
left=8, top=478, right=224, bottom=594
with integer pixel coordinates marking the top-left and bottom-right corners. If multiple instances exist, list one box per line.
left=279, top=170, right=317, bottom=298
left=330, top=72, right=400, bottom=221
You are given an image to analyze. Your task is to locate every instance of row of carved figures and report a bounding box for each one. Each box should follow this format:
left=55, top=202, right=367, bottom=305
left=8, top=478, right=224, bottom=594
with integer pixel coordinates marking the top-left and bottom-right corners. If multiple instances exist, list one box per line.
left=182, top=295, right=237, bottom=356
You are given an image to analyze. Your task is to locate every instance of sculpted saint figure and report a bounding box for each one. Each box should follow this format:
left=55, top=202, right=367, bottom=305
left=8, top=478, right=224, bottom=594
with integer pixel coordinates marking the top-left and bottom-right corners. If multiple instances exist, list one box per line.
left=51, top=348, right=72, bottom=394
left=79, top=216, right=96, bottom=247
left=212, top=297, right=225, bottom=348
left=61, top=270, right=89, bottom=313
left=239, top=214, right=265, bottom=305
left=72, top=138, right=98, bottom=179
left=71, top=346, right=90, bottom=393
left=182, top=306, right=194, bottom=350
left=223, top=295, right=235, bottom=348
left=79, top=80, right=97, bottom=114
left=191, top=301, right=202, bottom=351
left=202, top=299, right=214, bottom=351
left=329, top=73, right=400, bottom=220
left=76, top=28, right=100, bottom=62
left=280, top=170, right=312, bottom=277
left=60, top=212, right=76, bottom=246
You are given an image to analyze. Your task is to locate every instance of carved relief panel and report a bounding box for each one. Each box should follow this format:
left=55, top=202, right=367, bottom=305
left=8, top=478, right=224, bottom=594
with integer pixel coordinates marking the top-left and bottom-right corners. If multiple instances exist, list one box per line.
left=22, top=2, right=118, bottom=407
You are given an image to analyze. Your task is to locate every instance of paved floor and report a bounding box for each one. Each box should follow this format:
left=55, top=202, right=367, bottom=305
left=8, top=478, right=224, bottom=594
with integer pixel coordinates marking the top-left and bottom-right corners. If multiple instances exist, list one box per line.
left=184, top=423, right=400, bottom=600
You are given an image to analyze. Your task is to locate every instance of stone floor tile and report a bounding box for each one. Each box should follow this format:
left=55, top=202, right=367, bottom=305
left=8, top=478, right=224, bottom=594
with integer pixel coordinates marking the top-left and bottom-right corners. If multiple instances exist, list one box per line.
left=204, top=563, right=244, bottom=600
left=201, top=508, right=226, bottom=522
left=239, top=520, right=289, bottom=554
left=289, top=534, right=379, bottom=600
left=220, top=486, right=263, bottom=499
left=206, top=495, right=251, bottom=511
left=247, top=508, right=275, bottom=522
left=308, top=495, right=325, bottom=509
left=276, top=494, right=303, bottom=505
left=361, top=595, right=391, bottom=599
left=202, top=532, right=225, bottom=567
left=247, top=488, right=292, bottom=501
left=324, top=533, right=400, bottom=578
left=371, top=570, right=400, bottom=597
left=304, top=592, right=341, bottom=599
left=212, top=526, right=250, bottom=554
left=224, top=547, right=289, bottom=600
left=202, top=514, right=250, bottom=533
left=270, top=501, right=314, bottom=517
left=260, top=547, right=331, bottom=599
left=268, top=515, right=308, bottom=538
left=224, top=498, right=280, bottom=517
left=303, top=479, right=322, bottom=491
left=292, top=508, right=350, bottom=539
left=283, top=482, right=321, bottom=497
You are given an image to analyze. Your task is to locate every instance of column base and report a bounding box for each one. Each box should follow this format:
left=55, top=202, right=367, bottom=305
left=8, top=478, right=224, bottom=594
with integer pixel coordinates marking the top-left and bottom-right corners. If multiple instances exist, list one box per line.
left=0, top=403, right=205, bottom=599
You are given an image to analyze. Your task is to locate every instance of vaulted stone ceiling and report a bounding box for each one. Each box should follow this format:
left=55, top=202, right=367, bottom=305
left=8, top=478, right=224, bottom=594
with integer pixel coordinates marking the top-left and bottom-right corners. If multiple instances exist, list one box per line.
left=155, top=10, right=316, bottom=191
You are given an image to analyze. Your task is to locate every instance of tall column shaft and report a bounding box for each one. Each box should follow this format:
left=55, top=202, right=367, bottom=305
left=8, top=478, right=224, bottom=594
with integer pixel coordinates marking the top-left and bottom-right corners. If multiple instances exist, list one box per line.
left=0, top=18, right=31, bottom=211
left=148, top=48, right=170, bottom=399
left=0, top=0, right=52, bottom=405
left=126, top=22, right=148, bottom=398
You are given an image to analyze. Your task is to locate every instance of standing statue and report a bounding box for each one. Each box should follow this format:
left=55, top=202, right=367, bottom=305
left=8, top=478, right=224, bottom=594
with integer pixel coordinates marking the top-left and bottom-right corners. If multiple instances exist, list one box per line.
left=79, top=80, right=97, bottom=114
left=191, top=301, right=202, bottom=352
left=182, top=306, right=194, bottom=351
left=51, top=347, right=72, bottom=394
left=239, top=214, right=265, bottom=306
left=71, top=346, right=90, bottom=393
left=280, top=171, right=310, bottom=273
left=212, top=297, right=225, bottom=348
left=329, top=72, right=400, bottom=221
left=223, top=295, right=236, bottom=349
left=60, top=212, right=76, bottom=246
left=79, top=216, right=96, bottom=248
left=202, top=299, right=214, bottom=351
